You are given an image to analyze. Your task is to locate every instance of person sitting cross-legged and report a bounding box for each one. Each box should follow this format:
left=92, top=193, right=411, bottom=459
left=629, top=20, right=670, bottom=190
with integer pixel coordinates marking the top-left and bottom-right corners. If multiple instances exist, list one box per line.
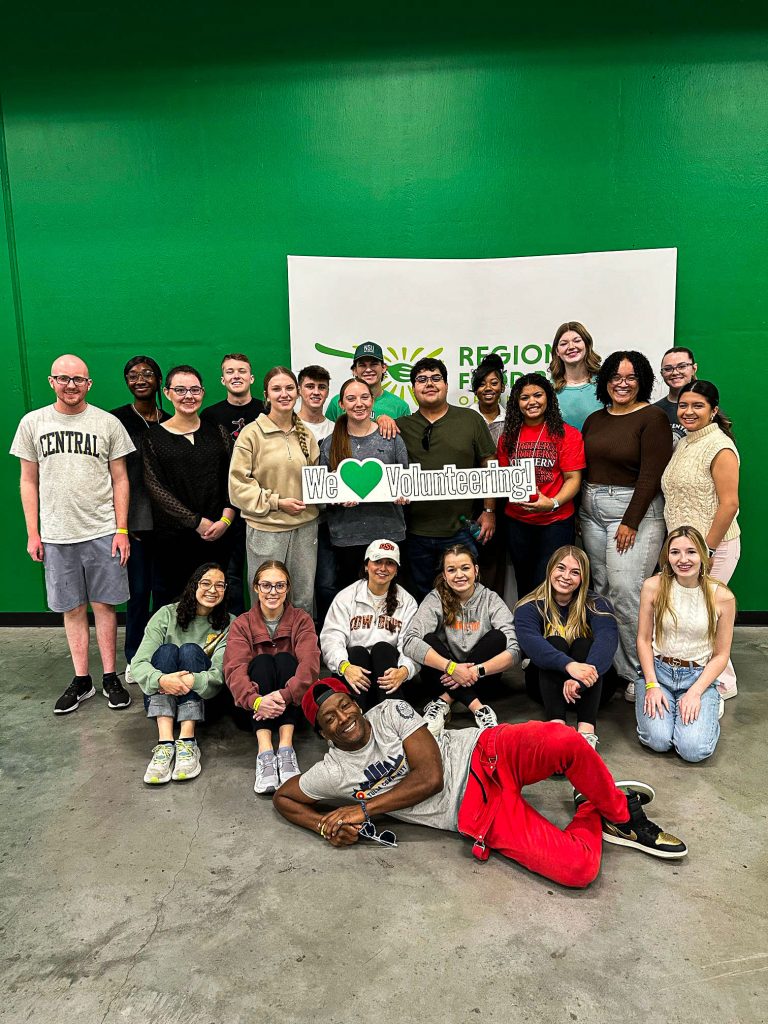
left=272, top=680, right=688, bottom=888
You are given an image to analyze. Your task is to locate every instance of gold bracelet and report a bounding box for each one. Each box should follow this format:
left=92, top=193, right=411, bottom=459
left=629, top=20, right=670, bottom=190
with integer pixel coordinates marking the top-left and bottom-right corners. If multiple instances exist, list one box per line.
left=115, top=528, right=129, bottom=535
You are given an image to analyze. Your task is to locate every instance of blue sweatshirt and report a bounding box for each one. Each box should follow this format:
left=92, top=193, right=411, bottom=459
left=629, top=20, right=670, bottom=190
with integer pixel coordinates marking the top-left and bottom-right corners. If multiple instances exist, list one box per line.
left=513, top=593, right=617, bottom=676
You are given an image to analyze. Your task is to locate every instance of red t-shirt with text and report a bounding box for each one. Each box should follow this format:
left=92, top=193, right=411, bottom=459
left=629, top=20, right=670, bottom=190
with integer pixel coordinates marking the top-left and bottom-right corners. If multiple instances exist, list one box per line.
left=497, top=423, right=585, bottom=525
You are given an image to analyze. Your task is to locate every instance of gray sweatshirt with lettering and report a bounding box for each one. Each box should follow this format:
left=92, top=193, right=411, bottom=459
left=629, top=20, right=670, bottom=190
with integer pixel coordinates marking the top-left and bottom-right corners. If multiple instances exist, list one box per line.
left=402, top=584, right=520, bottom=666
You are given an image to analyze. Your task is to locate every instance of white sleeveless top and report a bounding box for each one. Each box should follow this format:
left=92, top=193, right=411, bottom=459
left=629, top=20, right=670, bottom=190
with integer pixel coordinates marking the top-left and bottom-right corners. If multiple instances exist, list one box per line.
left=652, top=580, right=717, bottom=665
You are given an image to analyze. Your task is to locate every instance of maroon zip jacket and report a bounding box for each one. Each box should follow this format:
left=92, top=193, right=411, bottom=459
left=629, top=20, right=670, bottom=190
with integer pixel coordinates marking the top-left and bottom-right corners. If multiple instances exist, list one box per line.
left=224, top=603, right=320, bottom=710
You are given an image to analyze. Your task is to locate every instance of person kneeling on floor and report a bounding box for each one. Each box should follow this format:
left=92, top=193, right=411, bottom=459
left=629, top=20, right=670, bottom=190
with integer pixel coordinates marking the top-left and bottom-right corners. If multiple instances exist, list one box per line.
left=273, top=680, right=688, bottom=888
left=133, top=562, right=233, bottom=784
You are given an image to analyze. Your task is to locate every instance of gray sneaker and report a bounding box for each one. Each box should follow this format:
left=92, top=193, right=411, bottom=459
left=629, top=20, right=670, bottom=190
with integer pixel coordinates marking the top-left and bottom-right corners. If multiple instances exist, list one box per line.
left=473, top=704, right=498, bottom=730
left=144, top=743, right=174, bottom=785
left=172, top=739, right=201, bottom=781
left=276, top=746, right=300, bottom=785
left=422, top=699, right=451, bottom=737
left=254, top=751, right=279, bottom=794
left=581, top=732, right=599, bottom=751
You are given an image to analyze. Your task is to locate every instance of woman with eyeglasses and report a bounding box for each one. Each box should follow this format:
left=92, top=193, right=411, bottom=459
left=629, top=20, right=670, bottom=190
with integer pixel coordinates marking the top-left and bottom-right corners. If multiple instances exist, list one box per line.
left=548, top=321, right=604, bottom=430
left=579, top=351, right=672, bottom=701
left=320, top=378, right=410, bottom=589
left=110, top=356, right=169, bottom=678
left=229, top=366, right=320, bottom=615
left=224, top=560, right=320, bottom=794
left=132, top=562, right=234, bottom=784
left=497, top=373, right=585, bottom=601
left=143, top=365, right=236, bottom=602
left=661, top=381, right=740, bottom=699
left=636, top=527, right=734, bottom=761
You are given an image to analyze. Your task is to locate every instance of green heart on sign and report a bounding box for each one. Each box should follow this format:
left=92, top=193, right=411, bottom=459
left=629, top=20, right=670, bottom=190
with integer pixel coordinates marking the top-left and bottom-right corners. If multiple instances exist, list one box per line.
left=339, top=459, right=384, bottom=499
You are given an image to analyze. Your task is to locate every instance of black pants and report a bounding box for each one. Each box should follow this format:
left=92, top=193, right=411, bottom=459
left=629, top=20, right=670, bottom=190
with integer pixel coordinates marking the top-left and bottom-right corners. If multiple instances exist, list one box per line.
left=419, top=630, right=507, bottom=709
left=343, top=642, right=401, bottom=711
left=526, top=635, right=612, bottom=727
left=154, top=528, right=234, bottom=603
left=248, top=652, right=301, bottom=730
left=506, top=515, right=576, bottom=601
left=332, top=544, right=368, bottom=591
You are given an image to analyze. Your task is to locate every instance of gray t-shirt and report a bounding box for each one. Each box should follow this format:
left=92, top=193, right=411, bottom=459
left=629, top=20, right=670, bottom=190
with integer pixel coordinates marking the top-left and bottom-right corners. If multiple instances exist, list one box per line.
left=10, top=404, right=135, bottom=544
left=299, top=700, right=479, bottom=832
left=654, top=395, right=686, bottom=447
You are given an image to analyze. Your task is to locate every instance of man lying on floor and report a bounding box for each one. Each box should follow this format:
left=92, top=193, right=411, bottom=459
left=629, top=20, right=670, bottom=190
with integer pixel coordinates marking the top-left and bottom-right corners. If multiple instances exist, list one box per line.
left=273, top=679, right=687, bottom=888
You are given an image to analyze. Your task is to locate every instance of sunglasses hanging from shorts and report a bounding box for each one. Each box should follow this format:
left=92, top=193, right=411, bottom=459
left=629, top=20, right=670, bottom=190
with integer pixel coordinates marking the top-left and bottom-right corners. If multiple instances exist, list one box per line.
left=357, top=797, right=398, bottom=848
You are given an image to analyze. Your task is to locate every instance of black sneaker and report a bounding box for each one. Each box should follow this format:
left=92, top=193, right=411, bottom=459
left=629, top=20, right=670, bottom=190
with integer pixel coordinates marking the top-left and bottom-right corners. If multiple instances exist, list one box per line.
left=54, top=677, right=96, bottom=715
left=602, top=792, right=688, bottom=859
left=102, top=673, right=132, bottom=710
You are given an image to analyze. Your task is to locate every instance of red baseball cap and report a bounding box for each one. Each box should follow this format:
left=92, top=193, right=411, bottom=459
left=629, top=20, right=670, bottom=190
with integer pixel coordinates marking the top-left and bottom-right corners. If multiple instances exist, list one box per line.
left=302, top=678, right=352, bottom=729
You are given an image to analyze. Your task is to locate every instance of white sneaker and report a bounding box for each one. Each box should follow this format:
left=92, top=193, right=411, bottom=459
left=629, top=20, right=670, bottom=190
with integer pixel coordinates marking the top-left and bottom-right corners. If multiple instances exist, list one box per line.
left=254, top=751, right=279, bottom=794
left=717, top=682, right=737, bottom=700
left=718, top=697, right=725, bottom=720
left=581, top=731, right=599, bottom=750
left=624, top=681, right=636, bottom=702
left=277, top=746, right=300, bottom=785
left=422, top=699, right=451, bottom=736
left=144, top=743, right=174, bottom=785
left=125, top=663, right=135, bottom=685
left=473, top=704, right=498, bottom=730
left=172, top=739, right=201, bottom=781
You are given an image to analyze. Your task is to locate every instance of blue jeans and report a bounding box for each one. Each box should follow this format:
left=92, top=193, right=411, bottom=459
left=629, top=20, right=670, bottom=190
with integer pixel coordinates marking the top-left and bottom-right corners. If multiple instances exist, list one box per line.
left=407, top=528, right=477, bottom=602
left=144, top=643, right=209, bottom=721
left=635, top=658, right=720, bottom=762
left=579, top=485, right=666, bottom=682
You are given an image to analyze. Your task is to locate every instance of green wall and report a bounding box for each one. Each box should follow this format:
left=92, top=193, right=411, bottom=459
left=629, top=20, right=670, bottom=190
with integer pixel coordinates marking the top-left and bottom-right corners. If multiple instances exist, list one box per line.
left=2, top=4, right=766, bottom=612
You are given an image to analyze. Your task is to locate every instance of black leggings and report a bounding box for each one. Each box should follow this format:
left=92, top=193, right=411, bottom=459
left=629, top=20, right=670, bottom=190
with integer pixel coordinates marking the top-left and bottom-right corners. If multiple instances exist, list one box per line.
left=419, top=630, right=507, bottom=709
left=248, top=652, right=301, bottom=730
left=526, top=636, right=610, bottom=727
left=343, top=642, right=402, bottom=712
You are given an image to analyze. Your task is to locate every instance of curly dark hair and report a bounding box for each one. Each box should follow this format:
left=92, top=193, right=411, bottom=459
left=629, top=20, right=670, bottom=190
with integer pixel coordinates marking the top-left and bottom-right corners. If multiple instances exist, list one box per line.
left=176, top=563, right=230, bottom=631
left=499, top=373, right=564, bottom=457
left=410, top=356, right=448, bottom=386
left=594, top=351, right=655, bottom=405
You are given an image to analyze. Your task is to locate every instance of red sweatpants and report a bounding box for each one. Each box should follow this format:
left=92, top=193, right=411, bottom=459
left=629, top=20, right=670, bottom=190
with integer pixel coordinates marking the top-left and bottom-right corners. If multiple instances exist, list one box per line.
left=459, top=722, right=631, bottom=888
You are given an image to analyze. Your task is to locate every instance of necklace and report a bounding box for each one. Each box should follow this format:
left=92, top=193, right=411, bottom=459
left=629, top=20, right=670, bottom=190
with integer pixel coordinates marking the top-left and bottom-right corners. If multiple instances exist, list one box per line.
left=131, top=403, right=159, bottom=425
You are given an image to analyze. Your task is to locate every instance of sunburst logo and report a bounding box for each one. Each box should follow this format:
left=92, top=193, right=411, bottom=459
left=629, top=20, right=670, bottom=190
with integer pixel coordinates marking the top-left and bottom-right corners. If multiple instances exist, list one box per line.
left=314, top=342, right=445, bottom=404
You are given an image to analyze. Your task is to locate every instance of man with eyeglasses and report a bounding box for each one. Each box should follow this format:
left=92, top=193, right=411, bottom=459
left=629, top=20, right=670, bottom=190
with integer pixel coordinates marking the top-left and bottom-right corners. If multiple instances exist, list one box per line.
left=273, top=678, right=688, bottom=884
left=395, top=358, right=497, bottom=600
left=10, top=354, right=135, bottom=715
left=655, top=347, right=698, bottom=445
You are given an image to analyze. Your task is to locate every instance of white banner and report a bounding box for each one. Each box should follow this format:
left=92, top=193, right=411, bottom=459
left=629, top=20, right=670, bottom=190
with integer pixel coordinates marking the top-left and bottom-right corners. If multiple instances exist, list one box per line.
left=288, top=249, right=677, bottom=409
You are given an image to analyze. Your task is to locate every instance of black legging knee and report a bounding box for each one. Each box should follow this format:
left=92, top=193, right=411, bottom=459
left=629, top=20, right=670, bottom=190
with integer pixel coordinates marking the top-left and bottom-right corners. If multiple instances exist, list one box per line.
left=248, top=652, right=301, bottom=730
left=527, top=635, right=603, bottom=727
left=345, top=642, right=402, bottom=711
left=419, top=630, right=507, bottom=708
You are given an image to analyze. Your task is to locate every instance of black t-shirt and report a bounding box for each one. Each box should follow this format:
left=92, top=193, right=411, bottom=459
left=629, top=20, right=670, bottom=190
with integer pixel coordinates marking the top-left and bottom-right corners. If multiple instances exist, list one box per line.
left=201, top=397, right=264, bottom=440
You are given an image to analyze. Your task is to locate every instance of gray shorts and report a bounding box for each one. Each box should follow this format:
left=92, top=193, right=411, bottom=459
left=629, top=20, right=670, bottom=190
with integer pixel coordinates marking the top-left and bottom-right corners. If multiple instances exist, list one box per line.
left=145, top=693, right=205, bottom=722
left=43, top=535, right=130, bottom=613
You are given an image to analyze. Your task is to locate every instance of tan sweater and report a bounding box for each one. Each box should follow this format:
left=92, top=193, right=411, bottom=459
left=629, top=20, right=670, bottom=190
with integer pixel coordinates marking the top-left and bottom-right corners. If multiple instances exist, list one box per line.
left=229, top=413, right=319, bottom=532
left=661, top=423, right=740, bottom=541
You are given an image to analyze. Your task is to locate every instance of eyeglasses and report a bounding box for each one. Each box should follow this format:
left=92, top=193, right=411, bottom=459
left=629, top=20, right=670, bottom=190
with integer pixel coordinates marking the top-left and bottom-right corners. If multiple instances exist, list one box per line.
left=51, top=375, right=90, bottom=386
left=608, top=374, right=638, bottom=385
left=127, top=369, right=156, bottom=382
left=421, top=423, right=434, bottom=451
left=660, top=362, right=694, bottom=376
left=357, top=797, right=398, bottom=848
left=198, top=580, right=227, bottom=593
left=257, top=581, right=288, bottom=594
left=414, top=374, right=444, bottom=386
left=169, top=386, right=203, bottom=396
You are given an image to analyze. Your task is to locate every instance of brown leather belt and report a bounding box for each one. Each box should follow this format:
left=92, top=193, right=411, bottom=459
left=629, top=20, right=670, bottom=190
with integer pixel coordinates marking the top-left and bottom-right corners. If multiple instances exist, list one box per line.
left=656, top=655, right=702, bottom=668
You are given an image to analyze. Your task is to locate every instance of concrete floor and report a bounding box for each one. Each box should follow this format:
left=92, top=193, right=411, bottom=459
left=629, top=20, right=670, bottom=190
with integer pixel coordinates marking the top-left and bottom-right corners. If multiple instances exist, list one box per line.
left=1, top=627, right=766, bottom=1024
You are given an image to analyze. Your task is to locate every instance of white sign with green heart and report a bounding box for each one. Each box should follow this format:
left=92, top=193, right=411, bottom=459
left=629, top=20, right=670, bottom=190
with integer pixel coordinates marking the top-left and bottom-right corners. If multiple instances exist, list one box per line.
left=302, top=458, right=537, bottom=503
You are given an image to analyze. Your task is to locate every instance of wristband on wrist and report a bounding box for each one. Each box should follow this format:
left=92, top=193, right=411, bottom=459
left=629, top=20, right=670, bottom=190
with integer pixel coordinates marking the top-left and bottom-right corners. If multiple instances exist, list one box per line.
left=645, top=681, right=660, bottom=690
left=482, top=508, right=495, bottom=515
left=115, top=528, right=129, bottom=535
left=220, top=515, right=232, bottom=527
left=446, top=661, right=457, bottom=676
left=339, top=660, right=351, bottom=676
left=253, top=696, right=262, bottom=712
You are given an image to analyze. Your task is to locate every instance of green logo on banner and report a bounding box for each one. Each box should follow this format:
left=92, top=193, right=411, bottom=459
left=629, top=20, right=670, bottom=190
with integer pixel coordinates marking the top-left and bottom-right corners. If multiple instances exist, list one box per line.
left=339, top=459, right=383, bottom=499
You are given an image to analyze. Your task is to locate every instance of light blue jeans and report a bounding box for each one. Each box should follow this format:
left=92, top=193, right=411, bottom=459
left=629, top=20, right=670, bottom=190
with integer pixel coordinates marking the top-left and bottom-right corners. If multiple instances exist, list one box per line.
left=579, top=485, right=666, bottom=682
left=635, top=658, right=720, bottom=762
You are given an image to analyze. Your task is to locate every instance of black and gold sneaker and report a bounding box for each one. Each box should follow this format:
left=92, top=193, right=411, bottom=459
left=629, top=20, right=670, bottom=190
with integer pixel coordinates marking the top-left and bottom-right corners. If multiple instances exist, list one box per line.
left=602, top=791, right=688, bottom=859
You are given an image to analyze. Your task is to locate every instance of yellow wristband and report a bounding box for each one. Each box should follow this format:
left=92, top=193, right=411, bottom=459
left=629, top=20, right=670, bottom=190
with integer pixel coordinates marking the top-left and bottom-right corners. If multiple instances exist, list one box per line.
left=115, top=528, right=129, bottom=535
left=446, top=661, right=457, bottom=676
left=253, top=696, right=262, bottom=712
left=645, top=681, right=660, bottom=690
left=220, top=516, right=232, bottom=526
left=339, top=660, right=351, bottom=676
